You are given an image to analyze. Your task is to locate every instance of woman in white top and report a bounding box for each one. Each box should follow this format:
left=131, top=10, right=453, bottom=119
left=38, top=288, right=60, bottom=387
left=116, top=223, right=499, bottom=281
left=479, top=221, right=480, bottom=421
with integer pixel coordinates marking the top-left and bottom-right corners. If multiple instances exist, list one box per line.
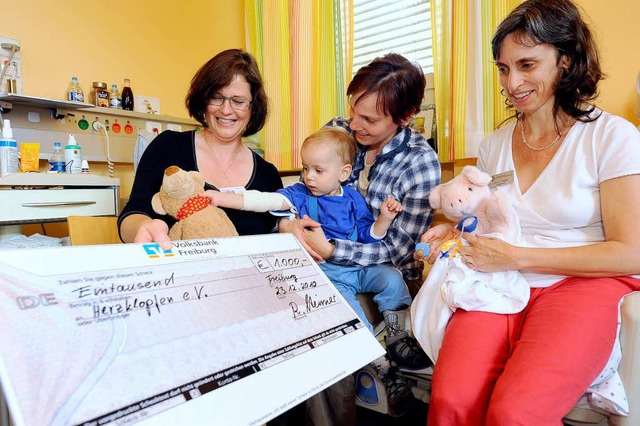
left=417, top=0, right=640, bottom=424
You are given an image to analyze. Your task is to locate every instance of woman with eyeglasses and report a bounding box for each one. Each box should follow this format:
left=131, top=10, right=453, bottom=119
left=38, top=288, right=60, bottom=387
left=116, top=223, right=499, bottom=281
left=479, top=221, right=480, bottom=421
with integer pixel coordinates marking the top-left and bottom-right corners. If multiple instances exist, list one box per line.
left=119, top=49, right=283, bottom=246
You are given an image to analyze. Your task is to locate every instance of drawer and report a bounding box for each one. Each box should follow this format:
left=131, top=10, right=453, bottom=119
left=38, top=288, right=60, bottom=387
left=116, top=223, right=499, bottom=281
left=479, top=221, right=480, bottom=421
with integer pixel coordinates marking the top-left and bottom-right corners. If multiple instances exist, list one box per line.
left=0, top=188, right=118, bottom=223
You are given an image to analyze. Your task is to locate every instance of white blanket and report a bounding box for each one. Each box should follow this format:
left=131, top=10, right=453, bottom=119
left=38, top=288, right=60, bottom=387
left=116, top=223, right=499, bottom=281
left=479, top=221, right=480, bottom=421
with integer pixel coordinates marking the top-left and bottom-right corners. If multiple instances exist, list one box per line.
left=411, top=250, right=628, bottom=416
left=411, top=252, right=529, bottom=362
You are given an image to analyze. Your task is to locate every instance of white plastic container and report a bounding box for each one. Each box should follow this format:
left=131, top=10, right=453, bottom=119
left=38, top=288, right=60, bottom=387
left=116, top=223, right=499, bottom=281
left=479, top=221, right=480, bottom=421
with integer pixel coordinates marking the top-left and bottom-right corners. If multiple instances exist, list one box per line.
left=0, top=119, right=19, bottom=177
left=64, top=134, right=82, bottom=174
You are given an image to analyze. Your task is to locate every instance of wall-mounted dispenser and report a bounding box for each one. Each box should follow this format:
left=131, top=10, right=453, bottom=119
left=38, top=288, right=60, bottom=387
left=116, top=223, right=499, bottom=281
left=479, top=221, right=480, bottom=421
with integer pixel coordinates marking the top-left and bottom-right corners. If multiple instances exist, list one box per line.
left=0, top=36, right=22, bottom=95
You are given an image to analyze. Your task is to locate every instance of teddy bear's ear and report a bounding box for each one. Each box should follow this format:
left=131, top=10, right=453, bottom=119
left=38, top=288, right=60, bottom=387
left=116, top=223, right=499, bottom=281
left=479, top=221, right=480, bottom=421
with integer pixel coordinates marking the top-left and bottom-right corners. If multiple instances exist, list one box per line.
left=188, top=171, right=205, bottom=188
left=151, top=193, right=166, bottom=215
left=428, top=185, right=443, bottom=209
left=461, top=165, right=492, bottom=186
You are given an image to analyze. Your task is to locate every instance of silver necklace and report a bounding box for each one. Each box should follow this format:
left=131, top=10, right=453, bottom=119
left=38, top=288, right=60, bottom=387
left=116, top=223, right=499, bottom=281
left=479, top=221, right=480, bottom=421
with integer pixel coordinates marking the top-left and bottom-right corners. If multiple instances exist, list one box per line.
left=519, top=117, right=567, bottom=151
left=203, top=130, right=242, bottom=182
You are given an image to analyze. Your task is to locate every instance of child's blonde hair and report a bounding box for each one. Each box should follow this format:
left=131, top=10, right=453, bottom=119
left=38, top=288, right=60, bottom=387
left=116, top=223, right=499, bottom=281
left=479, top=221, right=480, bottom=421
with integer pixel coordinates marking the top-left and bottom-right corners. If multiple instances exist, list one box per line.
left=302, top=127, right=356, bottom=165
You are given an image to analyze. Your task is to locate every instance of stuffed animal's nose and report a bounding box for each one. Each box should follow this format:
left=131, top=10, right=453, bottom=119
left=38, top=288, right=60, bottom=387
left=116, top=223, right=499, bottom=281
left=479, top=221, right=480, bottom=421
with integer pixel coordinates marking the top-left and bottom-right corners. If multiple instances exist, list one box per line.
left=450, top=199, right=463, bottom=209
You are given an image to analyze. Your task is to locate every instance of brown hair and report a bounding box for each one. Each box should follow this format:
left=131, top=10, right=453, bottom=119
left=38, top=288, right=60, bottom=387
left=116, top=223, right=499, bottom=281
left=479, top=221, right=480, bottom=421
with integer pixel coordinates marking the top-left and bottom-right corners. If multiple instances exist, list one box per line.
left=302, top=127, right=356, bottom=165
left=492, top=0, right=603, bottom=122
left=185, top=49, right=268, bottom=135
left=347, top=53, right=426, bottom=125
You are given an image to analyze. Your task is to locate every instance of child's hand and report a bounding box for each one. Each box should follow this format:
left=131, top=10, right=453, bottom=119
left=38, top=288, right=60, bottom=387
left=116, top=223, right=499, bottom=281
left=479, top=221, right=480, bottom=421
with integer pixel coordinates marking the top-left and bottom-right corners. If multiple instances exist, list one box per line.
left=200, top=190, right=222, bottom=206
left=380, top=196, right=403, bottom=220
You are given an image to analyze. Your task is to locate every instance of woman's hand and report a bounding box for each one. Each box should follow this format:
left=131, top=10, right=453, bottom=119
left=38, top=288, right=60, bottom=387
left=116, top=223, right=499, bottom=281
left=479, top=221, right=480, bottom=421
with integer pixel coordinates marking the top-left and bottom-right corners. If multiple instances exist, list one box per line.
left=458, top=233, right=515, bottom=272
left=414, top=223, right=456, bottom=264
left=278, top=215, right=324, bottom=261
left=303, top=225, right=334, bottom=260
left=134, top=219, right=172, bottom=250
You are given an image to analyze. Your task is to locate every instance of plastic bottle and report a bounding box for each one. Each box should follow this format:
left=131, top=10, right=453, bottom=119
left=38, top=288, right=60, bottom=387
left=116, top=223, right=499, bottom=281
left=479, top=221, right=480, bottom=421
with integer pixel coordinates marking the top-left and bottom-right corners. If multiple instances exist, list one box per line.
left=48, top=141, right=66, bottom=173
left=0, top=119, right=19, bottom=177
left=122, top=78, right=134, bottom=111
left=64, top=134, right=82, bottom=174
left=66, top=77, right=85, bottom=103
left=109, top=84, right=122, bottom=109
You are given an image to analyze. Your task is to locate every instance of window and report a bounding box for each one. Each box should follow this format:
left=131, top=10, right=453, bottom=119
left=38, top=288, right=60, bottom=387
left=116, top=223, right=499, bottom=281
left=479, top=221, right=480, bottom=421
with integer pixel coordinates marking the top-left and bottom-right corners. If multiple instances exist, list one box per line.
left=352, top=0, right=433, bottom=76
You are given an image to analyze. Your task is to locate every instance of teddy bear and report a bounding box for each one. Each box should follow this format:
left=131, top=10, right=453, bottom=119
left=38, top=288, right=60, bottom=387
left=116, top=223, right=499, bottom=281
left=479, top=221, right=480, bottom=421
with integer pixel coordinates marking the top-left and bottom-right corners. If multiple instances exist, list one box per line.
left=428, top=165, right=520, bottom=244
left=151, top=166, right=238, bottom=240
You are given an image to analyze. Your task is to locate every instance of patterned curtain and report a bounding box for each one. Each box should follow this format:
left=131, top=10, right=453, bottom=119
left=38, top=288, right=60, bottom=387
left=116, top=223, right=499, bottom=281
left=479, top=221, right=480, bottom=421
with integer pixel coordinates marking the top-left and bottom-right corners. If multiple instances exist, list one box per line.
left=480, top=0, right=522, bottom=139
left=245, top=0, right=352, bottom=170
left=431, top=0, right=521, bottom=161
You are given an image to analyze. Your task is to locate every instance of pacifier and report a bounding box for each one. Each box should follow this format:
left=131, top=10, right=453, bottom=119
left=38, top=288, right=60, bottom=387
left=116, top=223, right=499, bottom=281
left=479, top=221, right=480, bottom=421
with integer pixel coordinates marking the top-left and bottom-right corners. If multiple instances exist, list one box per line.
left=438, top=215, right=477, bottom=259
left=416, top=215, right=479, bottom=260
left=415, top=242, right=431, bottom=257
left=416, top=240, right=461, bottom=258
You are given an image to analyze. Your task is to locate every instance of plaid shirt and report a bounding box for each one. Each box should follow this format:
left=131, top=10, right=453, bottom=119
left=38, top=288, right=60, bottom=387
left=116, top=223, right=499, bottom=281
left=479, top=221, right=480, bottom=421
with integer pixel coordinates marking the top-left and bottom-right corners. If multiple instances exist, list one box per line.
left=325, top=117, right=441, bottom=280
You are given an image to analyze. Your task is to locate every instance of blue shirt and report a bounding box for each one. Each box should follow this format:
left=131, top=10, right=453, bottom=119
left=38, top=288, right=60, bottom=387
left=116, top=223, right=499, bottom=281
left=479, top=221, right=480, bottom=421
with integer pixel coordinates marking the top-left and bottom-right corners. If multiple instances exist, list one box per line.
left=324, top=117, right=441, bottom=280
left=277, top=182, right=379, bottom=243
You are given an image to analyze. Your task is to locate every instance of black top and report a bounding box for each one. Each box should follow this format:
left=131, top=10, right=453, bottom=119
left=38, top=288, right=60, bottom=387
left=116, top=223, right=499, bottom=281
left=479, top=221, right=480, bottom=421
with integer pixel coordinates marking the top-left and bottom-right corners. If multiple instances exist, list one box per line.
left=118, top=130, right=283, bottom=236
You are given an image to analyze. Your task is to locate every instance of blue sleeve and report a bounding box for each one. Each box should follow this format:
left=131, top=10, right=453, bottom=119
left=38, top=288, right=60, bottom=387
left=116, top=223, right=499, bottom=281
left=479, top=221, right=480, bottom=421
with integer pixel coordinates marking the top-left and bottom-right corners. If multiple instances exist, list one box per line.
left=276, top=183, right=308, bottom=213
left=345, top=188, right=378, bottom=243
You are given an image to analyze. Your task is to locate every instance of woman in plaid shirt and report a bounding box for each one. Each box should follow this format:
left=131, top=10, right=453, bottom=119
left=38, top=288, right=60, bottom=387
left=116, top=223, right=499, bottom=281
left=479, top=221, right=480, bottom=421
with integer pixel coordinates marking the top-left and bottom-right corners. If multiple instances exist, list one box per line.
left=275, top=53, right=440, bottom=424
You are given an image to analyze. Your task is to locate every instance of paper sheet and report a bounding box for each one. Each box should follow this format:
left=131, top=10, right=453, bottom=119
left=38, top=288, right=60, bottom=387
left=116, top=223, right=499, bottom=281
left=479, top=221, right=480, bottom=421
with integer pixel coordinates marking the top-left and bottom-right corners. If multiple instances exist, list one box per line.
left=0, top=234, right=384, bottom=426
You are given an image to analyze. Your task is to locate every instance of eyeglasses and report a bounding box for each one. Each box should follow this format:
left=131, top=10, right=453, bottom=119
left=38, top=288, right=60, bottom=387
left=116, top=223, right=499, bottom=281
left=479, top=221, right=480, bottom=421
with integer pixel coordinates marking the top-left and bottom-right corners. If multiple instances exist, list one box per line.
left=208, top=95, right=252, bottom=111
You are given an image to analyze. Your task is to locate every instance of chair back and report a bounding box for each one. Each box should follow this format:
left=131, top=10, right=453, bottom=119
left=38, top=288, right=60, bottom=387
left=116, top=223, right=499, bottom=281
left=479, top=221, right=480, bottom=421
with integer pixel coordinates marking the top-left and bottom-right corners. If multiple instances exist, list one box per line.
left=68, top=215, right=121, bottom=246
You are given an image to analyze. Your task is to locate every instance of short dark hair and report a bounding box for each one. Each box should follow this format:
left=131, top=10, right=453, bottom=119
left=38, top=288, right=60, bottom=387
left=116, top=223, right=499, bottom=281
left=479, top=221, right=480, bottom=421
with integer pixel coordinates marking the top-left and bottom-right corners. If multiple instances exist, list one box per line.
left=491, top=0, right=603, bottom=121
left=347, top=53, right=426, bottom=125
left=185, top=49, right=268, bottom=136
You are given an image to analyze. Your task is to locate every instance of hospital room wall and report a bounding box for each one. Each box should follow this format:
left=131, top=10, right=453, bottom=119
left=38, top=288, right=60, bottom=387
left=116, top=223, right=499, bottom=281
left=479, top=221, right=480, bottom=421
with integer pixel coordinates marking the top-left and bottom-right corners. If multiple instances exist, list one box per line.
left=579, top=0, right=640, bottom=124
left=1, top=0, right=245, bottom=119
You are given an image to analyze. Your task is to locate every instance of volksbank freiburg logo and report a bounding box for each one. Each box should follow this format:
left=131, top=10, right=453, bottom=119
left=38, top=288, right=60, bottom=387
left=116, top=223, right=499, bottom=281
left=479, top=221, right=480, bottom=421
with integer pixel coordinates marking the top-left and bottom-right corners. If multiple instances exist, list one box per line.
left=142, top=243, right=174, bottom=258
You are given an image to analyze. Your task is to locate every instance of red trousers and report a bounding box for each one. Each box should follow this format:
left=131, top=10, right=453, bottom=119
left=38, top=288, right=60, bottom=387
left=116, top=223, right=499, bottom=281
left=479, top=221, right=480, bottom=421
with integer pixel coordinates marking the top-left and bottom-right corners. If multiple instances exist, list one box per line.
left=427, top=276, right=640, bottom=426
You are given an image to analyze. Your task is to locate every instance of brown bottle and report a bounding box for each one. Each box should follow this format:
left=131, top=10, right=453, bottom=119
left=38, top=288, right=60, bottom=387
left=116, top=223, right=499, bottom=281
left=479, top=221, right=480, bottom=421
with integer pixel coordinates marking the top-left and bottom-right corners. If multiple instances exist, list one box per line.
left=122, top=78, right=134, bottom=111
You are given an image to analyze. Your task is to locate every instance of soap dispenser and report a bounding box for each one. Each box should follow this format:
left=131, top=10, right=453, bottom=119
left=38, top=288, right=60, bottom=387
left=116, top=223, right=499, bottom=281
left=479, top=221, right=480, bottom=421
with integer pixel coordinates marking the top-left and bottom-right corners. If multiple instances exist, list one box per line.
left=64, top=134, right=82, bottom=174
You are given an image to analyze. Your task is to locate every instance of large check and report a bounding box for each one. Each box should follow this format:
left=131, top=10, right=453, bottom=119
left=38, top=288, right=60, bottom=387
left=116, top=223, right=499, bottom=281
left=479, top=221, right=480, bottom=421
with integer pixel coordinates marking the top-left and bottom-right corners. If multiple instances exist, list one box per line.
left=0, top=233, right=384, bottom=426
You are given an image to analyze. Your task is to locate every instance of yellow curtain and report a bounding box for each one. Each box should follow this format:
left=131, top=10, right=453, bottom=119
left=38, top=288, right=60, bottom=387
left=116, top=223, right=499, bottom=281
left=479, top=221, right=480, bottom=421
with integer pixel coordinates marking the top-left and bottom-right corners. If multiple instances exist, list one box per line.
left=245, top=0, right=351, bottom=170
left=481, top=0, right=522, bottom=135
left=431, top=0, right=522, bottom=161
left=340, top=0, right=354, bottom=114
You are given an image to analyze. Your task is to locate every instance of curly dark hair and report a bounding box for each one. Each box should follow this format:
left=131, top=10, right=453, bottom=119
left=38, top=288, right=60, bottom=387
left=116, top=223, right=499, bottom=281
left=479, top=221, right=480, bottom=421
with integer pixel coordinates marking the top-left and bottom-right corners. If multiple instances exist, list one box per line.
left=185, top=49, right=268, bottom=136
left=348, top=53, right=426, bottom=125
left=492, top=0, right=604, bottom=123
